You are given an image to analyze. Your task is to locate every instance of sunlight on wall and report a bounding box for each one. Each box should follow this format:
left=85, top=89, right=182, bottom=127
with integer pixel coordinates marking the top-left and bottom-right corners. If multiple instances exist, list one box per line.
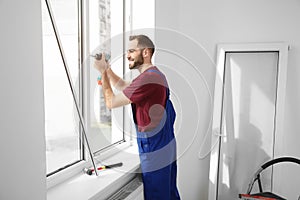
left=250, top=83, right=275, bottom=155
left=209, top=150, right=219, bottom=184
left=222, top=154, right=230, bottom=188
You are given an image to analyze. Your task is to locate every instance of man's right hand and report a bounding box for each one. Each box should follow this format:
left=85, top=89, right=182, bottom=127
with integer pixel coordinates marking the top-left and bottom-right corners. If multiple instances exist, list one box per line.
left=93, top=53, right=109, bottom=74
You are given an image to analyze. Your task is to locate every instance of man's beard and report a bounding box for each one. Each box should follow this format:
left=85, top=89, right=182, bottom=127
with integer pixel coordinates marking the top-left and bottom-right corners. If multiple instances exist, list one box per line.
left=129, top=53, right=144, bottom=69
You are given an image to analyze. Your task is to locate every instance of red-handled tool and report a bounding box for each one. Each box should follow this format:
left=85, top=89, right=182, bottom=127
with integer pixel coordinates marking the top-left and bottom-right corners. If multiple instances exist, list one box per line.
left=84, top=162, right=123, bottom=175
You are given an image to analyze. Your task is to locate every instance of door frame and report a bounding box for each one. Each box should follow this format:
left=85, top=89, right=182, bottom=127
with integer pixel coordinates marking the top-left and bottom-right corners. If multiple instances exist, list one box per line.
left=208, top=43, right=289, bottom=200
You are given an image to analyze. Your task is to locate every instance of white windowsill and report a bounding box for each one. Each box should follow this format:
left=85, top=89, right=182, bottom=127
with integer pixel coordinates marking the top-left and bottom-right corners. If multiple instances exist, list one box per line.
left=47, top=144, right=141, bottom=200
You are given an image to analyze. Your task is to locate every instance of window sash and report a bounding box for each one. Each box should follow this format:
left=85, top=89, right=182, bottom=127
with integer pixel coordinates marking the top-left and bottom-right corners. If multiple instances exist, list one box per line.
left=43, top=0, right=126, bottom=177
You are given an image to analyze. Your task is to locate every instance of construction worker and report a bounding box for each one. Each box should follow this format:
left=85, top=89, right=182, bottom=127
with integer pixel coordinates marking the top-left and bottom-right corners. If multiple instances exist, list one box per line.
left=94, top=34, right=180, bottom=200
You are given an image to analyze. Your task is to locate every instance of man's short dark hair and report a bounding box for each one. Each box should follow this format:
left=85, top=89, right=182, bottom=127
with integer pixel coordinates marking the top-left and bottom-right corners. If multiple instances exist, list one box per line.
left=129, top=35, right=155, bottom=55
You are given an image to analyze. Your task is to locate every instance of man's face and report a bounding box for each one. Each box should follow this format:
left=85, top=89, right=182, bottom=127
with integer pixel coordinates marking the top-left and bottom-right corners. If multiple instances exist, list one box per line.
left=127, top=39, right=144, bottom=69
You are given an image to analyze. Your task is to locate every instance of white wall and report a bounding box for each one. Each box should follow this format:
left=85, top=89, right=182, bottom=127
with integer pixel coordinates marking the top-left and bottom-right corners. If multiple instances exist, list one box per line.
left=156, top=0, right=300, bottom=199
left=0, top=0, right=46, bottom=199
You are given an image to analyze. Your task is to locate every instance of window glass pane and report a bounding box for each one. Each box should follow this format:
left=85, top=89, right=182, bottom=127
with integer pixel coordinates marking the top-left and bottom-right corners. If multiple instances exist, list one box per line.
left=88, top=0, right=124, bottom=153
left=42, top=0, right=81, bottom=175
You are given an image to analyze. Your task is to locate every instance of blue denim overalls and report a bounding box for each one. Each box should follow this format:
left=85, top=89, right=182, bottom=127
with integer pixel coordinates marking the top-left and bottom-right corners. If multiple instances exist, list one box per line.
left=133, top=69, right=180, bottom=200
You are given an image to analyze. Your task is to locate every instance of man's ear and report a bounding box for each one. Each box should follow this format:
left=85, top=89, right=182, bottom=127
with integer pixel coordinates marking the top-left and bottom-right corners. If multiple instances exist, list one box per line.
left=143, top=48, right=149, bottom=57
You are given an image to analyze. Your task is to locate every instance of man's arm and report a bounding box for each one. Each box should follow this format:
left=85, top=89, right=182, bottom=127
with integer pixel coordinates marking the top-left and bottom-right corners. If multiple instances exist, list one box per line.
left=101, top=69, right=131, bottom=109
left=94, top=54, right=131, bottom=108
left=106, top=68, right=131, bottom=91
left=93, top=54, right=130, bottom=91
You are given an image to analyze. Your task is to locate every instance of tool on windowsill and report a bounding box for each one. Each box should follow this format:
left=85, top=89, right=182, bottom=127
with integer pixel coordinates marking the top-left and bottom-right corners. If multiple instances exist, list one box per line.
left=84, top=162, right=123, bottom=175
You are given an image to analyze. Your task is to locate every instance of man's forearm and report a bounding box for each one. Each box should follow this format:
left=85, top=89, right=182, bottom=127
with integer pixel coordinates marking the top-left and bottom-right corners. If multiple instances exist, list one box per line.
left=106, top=68, right=130, bottom=91
left=101, top=69, right=131, bottom=109
left=101, top=70, right=114, bottom=109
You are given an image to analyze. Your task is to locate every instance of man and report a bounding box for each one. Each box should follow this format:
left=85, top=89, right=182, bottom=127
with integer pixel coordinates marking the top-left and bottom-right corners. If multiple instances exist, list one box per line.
left=94, top=35, right=180, bottom=200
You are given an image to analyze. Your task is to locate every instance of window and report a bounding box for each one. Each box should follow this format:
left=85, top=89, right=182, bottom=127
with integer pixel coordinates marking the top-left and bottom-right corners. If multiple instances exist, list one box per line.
left=87, top=0, right=125, bottom=156
left=42, top=0, right=82, bottom=176
left=42, top=0, right=125, bottom=177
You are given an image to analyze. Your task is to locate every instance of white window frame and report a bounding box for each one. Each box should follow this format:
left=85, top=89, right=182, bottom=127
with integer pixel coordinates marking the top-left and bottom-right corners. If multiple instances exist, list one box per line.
left=208, top=43, right=289, bottom=200
left=46, top=0, right=130, bottom=188
left=42, top=0, right=87, bottom=180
